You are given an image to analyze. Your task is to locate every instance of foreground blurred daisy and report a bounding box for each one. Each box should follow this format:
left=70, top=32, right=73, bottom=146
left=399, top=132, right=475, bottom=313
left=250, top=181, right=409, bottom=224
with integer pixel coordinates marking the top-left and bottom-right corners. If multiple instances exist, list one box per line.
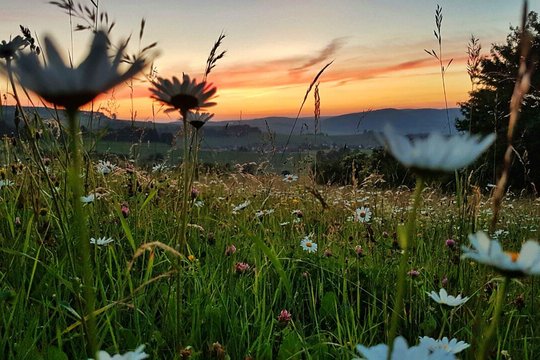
left=419, top=337, right=470, bottom=354
left=355, top=336, right=456, bottom=360
left=89, top=344, right=148, bottom=360
left=354, top=206, right=372, bottom=223
left=150, top=74, right=217, bottom=116
left=300, top=236, right=318, bottom=253
left=428, top=288, right=469, bottom=307
left=461, top=231, right=540, bottom=277
left=378, top=126, right=495, bottom=175
left=14, top=31, right=147, bottom=111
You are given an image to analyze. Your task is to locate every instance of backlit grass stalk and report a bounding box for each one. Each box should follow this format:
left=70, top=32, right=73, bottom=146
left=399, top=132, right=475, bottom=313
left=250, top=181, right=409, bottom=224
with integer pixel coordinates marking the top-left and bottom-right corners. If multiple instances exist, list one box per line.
left=387, top=177, right=424, bottom=358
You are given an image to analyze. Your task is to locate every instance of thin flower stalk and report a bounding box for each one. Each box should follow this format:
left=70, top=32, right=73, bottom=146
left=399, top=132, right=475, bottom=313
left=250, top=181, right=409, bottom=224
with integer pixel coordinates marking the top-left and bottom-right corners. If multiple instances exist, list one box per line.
left=477, top=277, right=509, bottom=360
left=387, top=177, right=424, bottom=358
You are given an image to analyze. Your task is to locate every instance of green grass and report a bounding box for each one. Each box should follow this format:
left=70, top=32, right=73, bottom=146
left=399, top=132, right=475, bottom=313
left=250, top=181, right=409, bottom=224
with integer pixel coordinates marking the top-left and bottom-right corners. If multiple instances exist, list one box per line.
left=1, top=142, right=539, bottom=359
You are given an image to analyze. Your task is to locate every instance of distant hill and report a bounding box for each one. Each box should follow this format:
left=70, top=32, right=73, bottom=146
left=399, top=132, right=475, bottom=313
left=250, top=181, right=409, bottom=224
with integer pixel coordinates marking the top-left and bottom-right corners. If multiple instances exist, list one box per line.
left=321, top=108, right=461, bottom=135
left=0, top=106, right=461, bottom=137
left=212, top=108, right=460, bottom=135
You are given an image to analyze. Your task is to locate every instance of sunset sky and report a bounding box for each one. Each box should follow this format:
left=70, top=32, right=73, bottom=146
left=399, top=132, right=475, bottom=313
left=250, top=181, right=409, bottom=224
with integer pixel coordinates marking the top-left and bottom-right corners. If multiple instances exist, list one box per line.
left=0, top=0, right=537, bottom=122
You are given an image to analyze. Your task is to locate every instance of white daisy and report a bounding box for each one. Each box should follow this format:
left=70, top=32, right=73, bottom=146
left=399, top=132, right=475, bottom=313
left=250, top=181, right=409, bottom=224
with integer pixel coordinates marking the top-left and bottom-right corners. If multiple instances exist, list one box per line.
left=88, top=344, right=148, bottom=360
left=232, top=200, right=251, bottom=214
left=461, top=231, right=540, bottom=277
left=283, top=174, right=299, bottom=183
left=378, top=126, right=495, bottom=174
left=80, top=194, right=96, bottom=203
left=187, top=111, right=214, bottom=129
left=354, top=207, right=372, bottom=223
left=428, top=288, right=469, bottom=307
left=150, top=74, right=217, bottom=116
left=194, top=200, right=204, bottom=208
left=96, top=160, right=116, bottom=175
left=152, top=163, right=168, bottom=173
left=355, top=336, right=456, bottom=360
left=300, top=236, right=318, bottom=253
left=90, top=237, right=114, bottom=246
left=419, top=337, right=470, bottom=354
left=14, top=31, right=148, bottom=110
left=0, top=179, right=14, bottom=189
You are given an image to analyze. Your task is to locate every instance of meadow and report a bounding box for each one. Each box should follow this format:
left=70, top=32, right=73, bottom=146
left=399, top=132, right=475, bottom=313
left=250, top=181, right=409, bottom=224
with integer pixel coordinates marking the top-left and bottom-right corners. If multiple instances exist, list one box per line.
left=1, top=158, right=539, bottom=359
left=1, top=1, right=540, bottom=359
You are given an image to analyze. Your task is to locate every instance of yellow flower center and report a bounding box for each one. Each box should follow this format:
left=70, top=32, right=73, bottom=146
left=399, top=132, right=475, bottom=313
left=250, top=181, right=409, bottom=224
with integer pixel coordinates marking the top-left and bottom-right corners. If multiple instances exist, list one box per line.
left=506, top=251, right=519, bottom=262
left=188, top=255, right=196, bottom=262
left=305, top=242, right=312, bottom=248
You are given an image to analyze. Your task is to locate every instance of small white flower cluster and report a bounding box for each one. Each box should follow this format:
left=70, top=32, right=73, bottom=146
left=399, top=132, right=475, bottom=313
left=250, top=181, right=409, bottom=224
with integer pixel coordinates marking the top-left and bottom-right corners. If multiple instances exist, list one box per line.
left=232, top=200, right=251, bottom=214
left=96, top=160, right=117, bottom=175
left=255, top=209, right=274, bottom=218
left=90, top=237, right=114, bottom=246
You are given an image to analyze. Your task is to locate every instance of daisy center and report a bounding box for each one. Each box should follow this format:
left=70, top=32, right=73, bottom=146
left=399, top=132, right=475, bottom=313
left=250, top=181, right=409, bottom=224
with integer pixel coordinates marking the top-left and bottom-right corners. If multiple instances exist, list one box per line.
left=170, top=94, right=199, bottom=111
left=305, top=242, right=312, bottom=248
left=506, top=251, right=519, bottom=262
left=360, top=211, right=366, bottom=217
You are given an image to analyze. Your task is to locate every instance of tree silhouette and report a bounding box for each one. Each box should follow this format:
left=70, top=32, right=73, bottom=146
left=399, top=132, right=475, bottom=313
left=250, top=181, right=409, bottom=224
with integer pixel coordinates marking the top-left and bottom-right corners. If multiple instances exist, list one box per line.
left=457, top=11, right=540, bottom=192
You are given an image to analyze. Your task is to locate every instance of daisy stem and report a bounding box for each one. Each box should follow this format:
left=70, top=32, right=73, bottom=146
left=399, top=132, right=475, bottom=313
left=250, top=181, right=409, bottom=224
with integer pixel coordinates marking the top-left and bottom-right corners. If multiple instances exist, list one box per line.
left=477, top=276, right=509, bottom=360
left=66, top=108, right=98, bottom=357
left=387, top=177, right=424, bottom=359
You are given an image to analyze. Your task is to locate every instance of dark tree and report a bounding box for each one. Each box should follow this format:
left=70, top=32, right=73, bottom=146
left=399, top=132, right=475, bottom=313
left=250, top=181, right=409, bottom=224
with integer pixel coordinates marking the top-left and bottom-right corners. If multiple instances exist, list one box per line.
left=457, top=11, right=540, bottom=191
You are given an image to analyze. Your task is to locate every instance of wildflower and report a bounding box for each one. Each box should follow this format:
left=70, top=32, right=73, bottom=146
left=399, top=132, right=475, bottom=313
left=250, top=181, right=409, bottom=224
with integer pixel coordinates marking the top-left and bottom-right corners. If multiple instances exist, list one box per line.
left=152, top=163, right=167, bottom=173
left=419, top=336, right=470, bottom=354
left=355, top=245, right=365, bottom=258
left=0, top=36, right=28, bottom=60
left=292, top=209, right=303, bottom=218
left=378, top=126, right=495, bottom=175
left=194, top=200, right=204, bottom=208
left=461, top=231, right=540, bottom=277
left=235, top=262, right=250, bottom=274
left=81, top=194, right=96, bottom=203
left=408, top=269, right=420, bottom=278
left=232, top=200, right=251, bottom=214
left=323, top=249, right=333, bottom=257
left=277, top=309, right=292, bottom=325
left=445, top=239, right=456, bottom=249
left=0, top=179, right=14, bottom=189
left=300, top=236, right=318, bottom=253
left=188, top=254, right=196, bottom=262
left=191, top=187, right=200, bottom=199
left=225, top=244, right=237, bottom=256
left=121, top=203, right=130, bottom=218
left=187, top=111, right=214, bottom=129
left=88, top=345, right=148, bottom=360
left=428, top=288, right=469, bottom=307
left=441, top=276, right=448, bottom=287
left=255, top=209, right=274, bottom=218
left=14, top=31, right=147, bottom=110
left=354, top=206, right=372, bottom=223
left=355, top=336, right=456, bottom=360
left=283, top=174, right=299, bottom=183
left=90, top=237, right=114, bottom=246
left=150, top=74, right=217, bottom=116
left=96, top=160, right=116, bottom=175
